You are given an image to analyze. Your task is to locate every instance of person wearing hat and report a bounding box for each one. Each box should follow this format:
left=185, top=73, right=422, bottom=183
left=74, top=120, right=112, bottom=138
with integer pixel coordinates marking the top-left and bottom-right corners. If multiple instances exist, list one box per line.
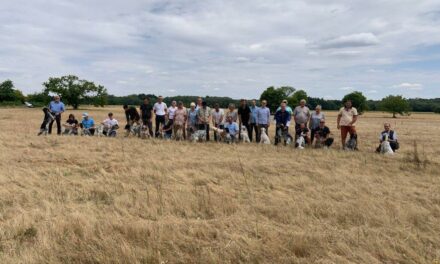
left=80, top=113, right=95, bottom=135
left=187, top=102, right=198, bottom=140
left=276, top=99, right=293, bottom=115
left=197, top=101, right=211, bottom=141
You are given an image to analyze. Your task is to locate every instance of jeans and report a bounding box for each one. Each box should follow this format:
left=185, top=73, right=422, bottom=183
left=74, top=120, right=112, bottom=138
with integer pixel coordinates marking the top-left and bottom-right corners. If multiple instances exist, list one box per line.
left=142, top=119, right=154, bottom=137
left=249, top=123, right=258, bottom=142
left=155, top=115, right=166, bottom=137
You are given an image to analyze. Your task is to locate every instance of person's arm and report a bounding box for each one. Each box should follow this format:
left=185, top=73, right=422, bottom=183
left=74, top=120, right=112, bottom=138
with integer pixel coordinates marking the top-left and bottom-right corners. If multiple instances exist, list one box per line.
left=266, top=109, right=270, bottom=127
left=350, top=115, right=358, bottom=126
left=337, top=110, right=342, bottom=129
left=60, top=103, right=65, bottom=114
left=153, top=104, right=157, bottom=114
left=286, top=112, right=291, bottom=127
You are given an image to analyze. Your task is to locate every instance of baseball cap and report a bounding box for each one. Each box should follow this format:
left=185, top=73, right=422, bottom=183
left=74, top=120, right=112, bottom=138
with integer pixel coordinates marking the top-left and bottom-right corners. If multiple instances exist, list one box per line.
left=82, top=112, right=89, bottom=117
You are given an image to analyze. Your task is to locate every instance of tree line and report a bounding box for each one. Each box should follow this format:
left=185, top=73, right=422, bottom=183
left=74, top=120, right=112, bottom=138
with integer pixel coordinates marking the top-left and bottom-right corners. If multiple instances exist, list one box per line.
left=1, top=75, right=439, bottom=117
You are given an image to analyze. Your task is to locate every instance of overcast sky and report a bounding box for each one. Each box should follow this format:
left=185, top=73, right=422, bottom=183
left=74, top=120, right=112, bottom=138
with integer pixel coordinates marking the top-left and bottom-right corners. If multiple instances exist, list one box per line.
left=1, top=0, right=440, bottom=99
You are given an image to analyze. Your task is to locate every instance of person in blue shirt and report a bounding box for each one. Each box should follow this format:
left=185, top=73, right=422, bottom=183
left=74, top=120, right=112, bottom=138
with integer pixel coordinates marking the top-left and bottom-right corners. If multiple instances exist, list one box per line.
left=256, top=100, right=270, bottom=142
left=80, top=113, right=95, bottom=136
left=48, top=95, right=65, bottom=135
left=249, top=99, right=259, bottom=142
left=274, top=102, right=292, bottom=145
left=225, top=116, right=239, bottom=143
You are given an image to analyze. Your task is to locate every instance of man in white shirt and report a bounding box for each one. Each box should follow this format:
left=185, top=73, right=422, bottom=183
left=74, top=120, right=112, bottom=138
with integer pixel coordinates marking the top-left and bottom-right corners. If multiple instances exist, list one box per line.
left=101, top=112, right=119, bottom=137
left=211, top=103, right=224, bottom=141
left=153, top=96, right=167, bottom=137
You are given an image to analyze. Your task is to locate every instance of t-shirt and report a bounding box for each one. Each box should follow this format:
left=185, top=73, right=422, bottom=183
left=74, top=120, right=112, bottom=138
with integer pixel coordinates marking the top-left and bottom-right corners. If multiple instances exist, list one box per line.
left=81, top=118, right=95, bottom=129
left=66, top=119, right=78, bottom=126
left=316, top=126, right=330, bottom=138
left=153, top=102, right=167, bottom=116
left=226, top=122, right=239, bottom=136
left=103, top=118, right=119, bottom=128
left=238, top=106, right=251, bottom=124
left=140, top=104, right=153, bottom=120
left=338, top=107, right=358, bottom=126
left=212, top=109, right=224, bottom=125
left=293, top=106, right=310, bottom=124
left=224, top=109, right=238, bottom=123
left=310, top=112, right=325, bottom=129
left=174, top=108, right=187, bottom=126
left=168, top=106, right=177, bottom=120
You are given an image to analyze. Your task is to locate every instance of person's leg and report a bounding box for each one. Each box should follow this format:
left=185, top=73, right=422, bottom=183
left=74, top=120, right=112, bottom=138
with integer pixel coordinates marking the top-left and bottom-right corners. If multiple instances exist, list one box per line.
left=56, top=115, right=62, bottom=135
left=90, top=128, right=95, bottom=136
left=48, top=118, right=55, bottom=134
left=155, top=116, right=161, bottom=137
left=249, top=123, right=254, bottom=142
left=310, top=128, right=316, bottom=144
left=256, top=125, right=261, bottom=142
left=295, top=123, right=301, bottom=139
left=341, top=126, right=348, bottom=148
left=147, top=120, right=153, bottom=137
left=213, top=124, right=218, bottom=141
left=206, top=124, right=210, bottom=141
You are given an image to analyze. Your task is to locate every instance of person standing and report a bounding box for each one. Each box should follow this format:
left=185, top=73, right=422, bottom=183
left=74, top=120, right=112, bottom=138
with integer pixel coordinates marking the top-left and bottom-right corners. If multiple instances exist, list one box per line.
left=197, top=101, right=211, bottom=141
left=274, top=102, right=291, bottom=145
left=48, top=95, right=65, bottom=135
left=293, top=99, right=311, bottom=139
left=211, top=103, right=224, bottom=141
left=337, top=99, right=358, bottom=149
left=173, top=101, right=187, bottom=139
left=238, top=99, right=251, bottom=141
left=167, top=100, right=177, bottom=124
left=140, top=98, right=154, bottom=137
left=256, top=100, right=270, bottom=142
left=187, top=102, right=198, bottom=140
left=249, top=99, right=259, bottom=142
left=309, top=105, right=325, bottom=143
left=153, top=96, right=167, bottom=137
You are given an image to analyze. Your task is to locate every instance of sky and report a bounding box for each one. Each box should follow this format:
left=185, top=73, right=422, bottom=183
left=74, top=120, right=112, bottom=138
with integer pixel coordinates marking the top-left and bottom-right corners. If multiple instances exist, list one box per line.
left=1, top=0, right=440, bottom=100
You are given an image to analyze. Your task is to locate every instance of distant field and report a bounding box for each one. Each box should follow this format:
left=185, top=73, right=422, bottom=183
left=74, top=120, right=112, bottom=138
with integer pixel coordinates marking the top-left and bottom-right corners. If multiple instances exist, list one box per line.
left=0, top=107, right=439, bottom=263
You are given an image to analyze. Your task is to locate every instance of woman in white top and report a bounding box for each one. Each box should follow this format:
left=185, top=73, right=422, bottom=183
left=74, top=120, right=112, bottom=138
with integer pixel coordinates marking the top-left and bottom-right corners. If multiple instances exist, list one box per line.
left=211, top=103, right=224, bottom=141
left=167, top=100, right=177, bottom=123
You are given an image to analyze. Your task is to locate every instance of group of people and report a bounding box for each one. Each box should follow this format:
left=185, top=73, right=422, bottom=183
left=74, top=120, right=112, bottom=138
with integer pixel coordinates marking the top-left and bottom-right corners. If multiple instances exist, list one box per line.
left=37, top=95, right=400, bottom=152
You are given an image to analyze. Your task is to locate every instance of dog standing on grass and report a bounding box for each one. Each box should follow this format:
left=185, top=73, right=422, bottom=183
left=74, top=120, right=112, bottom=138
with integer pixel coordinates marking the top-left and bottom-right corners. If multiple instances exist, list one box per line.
left=240, top=126, right=250, bottom=143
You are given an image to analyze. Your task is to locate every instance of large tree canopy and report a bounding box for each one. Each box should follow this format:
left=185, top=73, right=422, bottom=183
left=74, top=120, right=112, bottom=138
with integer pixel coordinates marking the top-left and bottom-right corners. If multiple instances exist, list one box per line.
left=43, top=75, right=108, bottom=109
left=260, top=86, right=295, bottom=112
left=380, top=95, right=411, bottom=118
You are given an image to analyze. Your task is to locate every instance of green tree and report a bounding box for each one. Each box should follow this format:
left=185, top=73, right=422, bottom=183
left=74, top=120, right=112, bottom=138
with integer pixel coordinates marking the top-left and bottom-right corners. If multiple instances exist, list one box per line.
left=342, top=91, right=368, bottom=114
left=43, top=75, right=108, bottom=109
left=260, top=86, right=295, bottom=112
left=0, top=80, right=16, bottom=102
left=288, top=89, right=308, bottom=106
left=380, top=95, right=411, bottom=118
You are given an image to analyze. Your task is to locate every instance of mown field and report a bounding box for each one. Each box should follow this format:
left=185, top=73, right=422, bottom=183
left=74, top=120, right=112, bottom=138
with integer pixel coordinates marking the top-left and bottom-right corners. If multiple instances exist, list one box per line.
left=0, top=107, right=439, bottom=263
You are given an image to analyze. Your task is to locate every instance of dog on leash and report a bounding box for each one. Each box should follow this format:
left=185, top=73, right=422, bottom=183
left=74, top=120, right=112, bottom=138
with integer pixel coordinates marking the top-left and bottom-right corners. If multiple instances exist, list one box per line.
left=345, top=134, right=358, bottom=150
left=211, top=127, right=226, bottom=142
left=259, top=127, right=271, bottom=144
left=96, top=125, right=104, bottom=137
left=380, top=135, right=394, bottom=155
left=240, top=126, right=250, bottom=143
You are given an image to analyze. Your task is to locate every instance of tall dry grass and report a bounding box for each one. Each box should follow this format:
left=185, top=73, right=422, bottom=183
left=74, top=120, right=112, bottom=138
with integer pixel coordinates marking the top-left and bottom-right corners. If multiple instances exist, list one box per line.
left=0, top=107, right=439, bottom=263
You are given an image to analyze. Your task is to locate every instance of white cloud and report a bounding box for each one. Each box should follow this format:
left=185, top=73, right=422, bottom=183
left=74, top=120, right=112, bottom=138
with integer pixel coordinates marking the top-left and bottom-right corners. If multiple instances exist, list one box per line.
left=392, top=83, right=423, bottom=90
left=0, top=0, right=440, bottom=99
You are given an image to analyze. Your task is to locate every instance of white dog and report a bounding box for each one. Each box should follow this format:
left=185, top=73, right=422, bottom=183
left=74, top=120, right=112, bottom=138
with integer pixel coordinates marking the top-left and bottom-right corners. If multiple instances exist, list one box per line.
left=380, top=135, right=394, bottom=155
left=240, top=126, right=250, bottom=143
left=211, top=127, right=226, bottom=142
left=259, top=128, right=271, bottom=144
left=191, top=130, right=206, bottom=143
left=95, top=125, right=104, bottom=137
left=296, top=135, right=306, bottom=149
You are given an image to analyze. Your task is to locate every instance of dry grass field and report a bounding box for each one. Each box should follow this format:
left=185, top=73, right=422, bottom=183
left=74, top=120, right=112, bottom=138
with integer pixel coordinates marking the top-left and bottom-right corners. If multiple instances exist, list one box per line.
left=0, top=106, right=439, bottom=264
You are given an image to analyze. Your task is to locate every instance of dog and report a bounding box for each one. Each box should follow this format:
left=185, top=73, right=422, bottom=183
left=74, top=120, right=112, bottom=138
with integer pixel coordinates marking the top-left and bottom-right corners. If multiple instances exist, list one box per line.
left=38, top=107, right=55, bottom=136
left=259, top=128, right=271, bottom=144
left=345, top=133, right=358, bottom=151
left=174, top=125, right=184, bottom=141
left=211, top=127, right=226, bottom=142
left=295, top=135, right=306, bottom=149
left=380, top=135, right=394, bottom=155
left=191, top=129, right=207, bottom=143
left=140, top=124, right=151, bottom=139
left=81, top=128, right=93, bottom=136
left=130, top=123, right=141, bottom=137
left=240, top=126, right=250, bottom=143
left=96, top=125, right=104, bottom=137
left=275, top=126, right=291, bottom=146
